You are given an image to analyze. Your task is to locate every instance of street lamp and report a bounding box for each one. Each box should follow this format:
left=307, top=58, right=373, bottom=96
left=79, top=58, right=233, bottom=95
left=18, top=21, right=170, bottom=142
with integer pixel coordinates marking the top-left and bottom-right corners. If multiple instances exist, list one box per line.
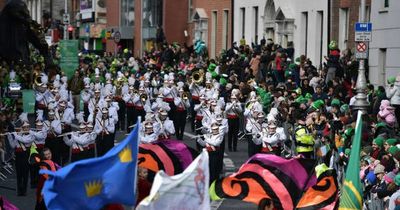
left=352, top=0, right=369, bottom=114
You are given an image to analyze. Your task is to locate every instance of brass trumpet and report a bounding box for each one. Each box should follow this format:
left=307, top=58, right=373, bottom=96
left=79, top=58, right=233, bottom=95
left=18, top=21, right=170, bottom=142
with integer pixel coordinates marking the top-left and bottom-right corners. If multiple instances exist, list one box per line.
left=33, top=71, right=43, bottom=90
left=182, top=92, right=189, bottom=100
left=140, top=93, right=148, bottom=102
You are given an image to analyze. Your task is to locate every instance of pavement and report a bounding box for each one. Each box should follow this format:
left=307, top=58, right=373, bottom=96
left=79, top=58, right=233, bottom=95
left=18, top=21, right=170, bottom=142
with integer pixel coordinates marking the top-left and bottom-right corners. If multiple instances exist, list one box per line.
left=0, top=120, right=257, bottom=210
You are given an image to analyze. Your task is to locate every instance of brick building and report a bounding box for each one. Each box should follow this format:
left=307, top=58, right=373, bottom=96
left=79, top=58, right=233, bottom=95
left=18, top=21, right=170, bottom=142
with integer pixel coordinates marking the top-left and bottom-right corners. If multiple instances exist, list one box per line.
left=188, top=0, right=232, bottom=59
left=330, top=0, right=371, bottom=51
left=106, top=0, right=188, bottom=56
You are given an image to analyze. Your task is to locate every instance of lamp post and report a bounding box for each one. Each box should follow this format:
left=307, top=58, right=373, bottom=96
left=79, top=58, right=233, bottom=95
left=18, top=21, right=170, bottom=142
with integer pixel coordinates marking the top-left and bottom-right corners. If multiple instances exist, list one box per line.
left=352, top=0, right=369, bottom=114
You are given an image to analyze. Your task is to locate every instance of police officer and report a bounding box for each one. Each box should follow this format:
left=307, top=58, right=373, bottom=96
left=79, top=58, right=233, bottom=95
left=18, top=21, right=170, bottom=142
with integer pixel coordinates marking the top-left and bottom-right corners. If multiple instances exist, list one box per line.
left=294, top=116, right=315, bottom=159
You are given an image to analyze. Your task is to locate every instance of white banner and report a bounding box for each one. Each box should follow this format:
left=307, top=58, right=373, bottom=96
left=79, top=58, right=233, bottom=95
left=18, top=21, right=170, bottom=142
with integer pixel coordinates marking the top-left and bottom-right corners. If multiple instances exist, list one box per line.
left=137, top=150, right=210, bottom=210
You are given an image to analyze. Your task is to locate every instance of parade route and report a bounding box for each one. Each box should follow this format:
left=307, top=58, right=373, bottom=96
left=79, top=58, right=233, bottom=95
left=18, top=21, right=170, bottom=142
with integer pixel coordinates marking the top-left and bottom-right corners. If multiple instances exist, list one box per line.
left=0, top=121, right=257, bottom=210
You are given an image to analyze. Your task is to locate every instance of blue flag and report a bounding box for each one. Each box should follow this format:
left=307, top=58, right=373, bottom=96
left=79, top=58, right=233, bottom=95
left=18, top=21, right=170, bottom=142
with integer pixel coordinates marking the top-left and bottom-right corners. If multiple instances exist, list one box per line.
left=40, top=121, right=140, bottom=210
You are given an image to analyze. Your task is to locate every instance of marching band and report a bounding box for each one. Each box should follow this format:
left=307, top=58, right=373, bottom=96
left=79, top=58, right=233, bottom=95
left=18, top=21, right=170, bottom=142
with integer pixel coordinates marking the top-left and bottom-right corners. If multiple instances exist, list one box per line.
left=5, top=65, right=294, bottom=193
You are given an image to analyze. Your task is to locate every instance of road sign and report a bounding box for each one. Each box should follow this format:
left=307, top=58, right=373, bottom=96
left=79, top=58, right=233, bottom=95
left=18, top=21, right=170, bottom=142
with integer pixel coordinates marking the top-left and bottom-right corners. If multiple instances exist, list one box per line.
left=63, top=14, right=70, bottom=25
left=355, top=23, right=372, bottom=32
left=357, top=42, right=367, bottom=52
left=355, top=42, right=368, bottom=60
left=355, top=22, right=372, bottom=42
left=114, top=31, right=121, bottom=43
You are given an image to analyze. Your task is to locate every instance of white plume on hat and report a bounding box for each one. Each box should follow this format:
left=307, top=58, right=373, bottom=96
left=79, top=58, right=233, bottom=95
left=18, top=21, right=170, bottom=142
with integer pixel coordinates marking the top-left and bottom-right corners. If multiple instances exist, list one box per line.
left=94, top=83, right=102, bottom=91
left=129, top=77, right=136, bottom=86
left=267, top=108, right=279, bottom=123
left=76, top=112, right=84, bottom=124
left=84, top=77, right=91, bottom=86
left=41, top=73, right=48, bottom=85
left=205, top=72, right=212, bottom=80
left=19, top=113, right=29, bottom=124
left=250, top=91, right=256, bottom=99
left=87, top=113, right=94, bottom=124
left=145, top=112, right=154, bottom=121
left=36, top=110, right=44, bottom=122
left=139, top=80, right=145, bottom=88
left=48, top=102, right=55, bottom=110
left=95, top=68, right=100, bottom=75
left=105, top=73, right=111, bottom=81
left=177, top=81, right=184, bottom=89
left=9, top=70, right=16, bottom=81
left=144, top=72, right=151, bottom=80
left=163, top=74, right=169, bottom=82
left=217, top=97, right=225, bottom=108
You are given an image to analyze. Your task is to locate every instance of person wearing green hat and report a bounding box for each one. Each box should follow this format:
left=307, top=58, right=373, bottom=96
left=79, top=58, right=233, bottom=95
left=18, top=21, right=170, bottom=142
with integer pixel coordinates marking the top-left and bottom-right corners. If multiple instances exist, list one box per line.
left=384, top=139, right=398, bottom=152
left=388, top=146, right=400, bottom=157
left=371, top=137, right=386, bottom=160
left=389, top=174, right=400, bottom=209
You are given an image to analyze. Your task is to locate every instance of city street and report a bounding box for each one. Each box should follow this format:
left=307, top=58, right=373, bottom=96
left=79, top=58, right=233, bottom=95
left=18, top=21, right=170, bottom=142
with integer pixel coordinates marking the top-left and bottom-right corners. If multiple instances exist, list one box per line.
left=0, top=121, right=257, bottom=210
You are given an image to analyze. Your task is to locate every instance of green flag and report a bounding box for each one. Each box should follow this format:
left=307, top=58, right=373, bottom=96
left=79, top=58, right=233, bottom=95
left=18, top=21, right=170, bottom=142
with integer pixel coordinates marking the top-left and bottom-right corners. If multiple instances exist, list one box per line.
left=339, top=111, right=363, bottom=209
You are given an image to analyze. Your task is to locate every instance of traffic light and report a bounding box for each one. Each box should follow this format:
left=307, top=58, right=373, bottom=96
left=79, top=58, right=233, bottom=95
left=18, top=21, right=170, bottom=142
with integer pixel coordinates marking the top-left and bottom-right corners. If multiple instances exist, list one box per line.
left=68, top=25, right=74, bottom=39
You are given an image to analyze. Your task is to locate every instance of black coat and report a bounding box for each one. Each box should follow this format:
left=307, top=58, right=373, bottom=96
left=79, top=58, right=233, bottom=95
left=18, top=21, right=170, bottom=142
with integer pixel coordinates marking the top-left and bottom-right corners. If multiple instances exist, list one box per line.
left=0, top=0, right=49, bottom=64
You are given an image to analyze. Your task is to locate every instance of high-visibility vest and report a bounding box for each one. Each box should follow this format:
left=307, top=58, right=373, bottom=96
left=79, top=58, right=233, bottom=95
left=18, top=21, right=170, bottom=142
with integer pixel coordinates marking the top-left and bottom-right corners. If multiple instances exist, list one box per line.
left=295, top=126, right=314, bottom=153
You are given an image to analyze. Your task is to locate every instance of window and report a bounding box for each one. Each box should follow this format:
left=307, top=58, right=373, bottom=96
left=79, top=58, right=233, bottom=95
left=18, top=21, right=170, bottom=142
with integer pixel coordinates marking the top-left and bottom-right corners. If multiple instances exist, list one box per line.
left=121, top=0, right=135, bottom=26
left=222, top=10, right=229, bottom=50
left=339, top=8, right=349, bottom=50
left=240, top=8, right=245, bottom=38
left=188, top=0, right=194, bottom=22
left=317, top=11, right=323, bottom=67
left=253, top=7, right=259, bottom=44
left=211, top=11, right=217, bottom=58
left=302, top=12, right=308, bottom=56
left=384, top=0, right=389, bottom=8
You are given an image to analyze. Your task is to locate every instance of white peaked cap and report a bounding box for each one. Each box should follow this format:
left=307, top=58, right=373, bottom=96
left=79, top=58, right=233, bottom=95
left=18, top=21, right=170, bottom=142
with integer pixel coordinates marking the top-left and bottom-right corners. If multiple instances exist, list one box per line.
left=250, top=91, right=256, bottom=99
left=139, top=80, right=145, bottom=87
left=177, top=81, right=184, bottom=89
left=105, top=73, right=111, bottom=81
left=163, top=74, right=169, bottom=81
left=9, top=70, right=16, bottom=80
left=84, top=77, right=91, bottom=85
left=76, top=112, right=84, bottom=124
left=128, top=77, right=135, bottom=86
left=205, top=72, right=212, bottom=80
left=214, top=82, right=220, bottom=89
left=19, top=113, right=29, bottom=123
left=269, top=108, right=279, bottom=117
left=87, top=113, right=94, bottom=123
left=231, top=89, right=240, bottom=96
left=214, top=106, right=222, bottom=115
left=145, top=112, right=154, bottom=121
left=48, top=102, right=55, bottom=110
left=117, top=71, right=123, bottom=78
left=36, top=110, right=44, bottom=122
left=267, top=114, right=276, bottom=124
left=94, top=83, right=102, bottom=91
left=168, top=72, right=174, bottom=78
left=253, top=103, right=263, bottom=113
left=60, top=91, right=69, bottom=102
left=41, top=73, right=48, bottom=85
left=144, top=72, right=151, bottom=80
